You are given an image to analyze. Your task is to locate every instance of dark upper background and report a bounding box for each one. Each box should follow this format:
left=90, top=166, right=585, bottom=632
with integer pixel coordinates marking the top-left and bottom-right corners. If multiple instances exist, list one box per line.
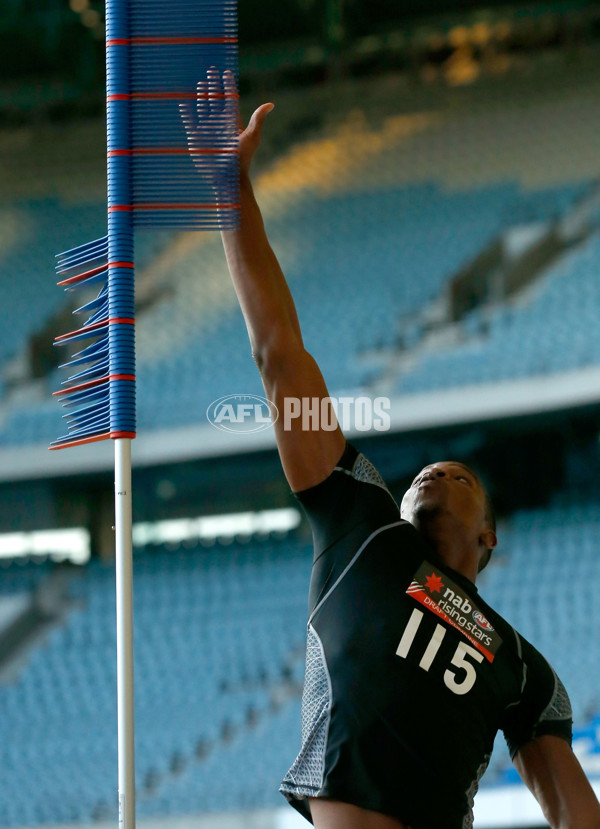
left=2, top=1, right=600, bottom=118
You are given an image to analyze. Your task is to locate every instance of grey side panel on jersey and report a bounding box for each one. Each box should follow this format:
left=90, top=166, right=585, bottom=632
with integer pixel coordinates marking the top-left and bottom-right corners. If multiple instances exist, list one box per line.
left=539, top=664, right=573, bottom=722
left=462, top=754, right=491, bottom=829
left=280, top=625, right=333, bottom=798
left=352, top=454, right=393, bottom=495
left=282, top=454, right=403, bottom=803
left=335, top=452, right=400, bottom=510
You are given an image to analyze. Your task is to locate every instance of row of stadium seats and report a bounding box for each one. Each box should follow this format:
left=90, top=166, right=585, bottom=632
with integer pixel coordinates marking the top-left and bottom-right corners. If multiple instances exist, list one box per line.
left=0, top=558, right=51, bottom=596
left=0, top=200, right=104, bottom=367
left=396, top=230, right=600, bottom=393
left=0, top=482, right=599, bottom=823
left=0, top=178, right=590, bottom=446
left=0, top=538, right=310, bottom=825
left=0, top=196, right=171, bottom=372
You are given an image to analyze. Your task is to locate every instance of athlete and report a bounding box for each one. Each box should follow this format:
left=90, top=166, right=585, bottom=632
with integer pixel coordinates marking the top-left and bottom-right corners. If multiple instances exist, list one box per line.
left=184, top=72, right=600, bottom=829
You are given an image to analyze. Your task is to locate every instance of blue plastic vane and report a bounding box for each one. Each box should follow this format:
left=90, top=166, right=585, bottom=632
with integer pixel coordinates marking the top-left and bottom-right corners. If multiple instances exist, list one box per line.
left=51, top=0, right=239, bottom=449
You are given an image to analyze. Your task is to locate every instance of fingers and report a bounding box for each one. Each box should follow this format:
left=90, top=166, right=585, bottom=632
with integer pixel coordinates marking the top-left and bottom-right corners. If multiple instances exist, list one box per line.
left=238, top=103, right=274, bottom=174
left=247, top=102, right=275, bottom=137
left=223, top=69, right=242, bottom=133
left=207, top=67, right=220, bottom=117
left=185, top=68, right=273, bottom=153
left=196, top=79, right=208, bottom=123
left=178, top=101, right=195, bottom=138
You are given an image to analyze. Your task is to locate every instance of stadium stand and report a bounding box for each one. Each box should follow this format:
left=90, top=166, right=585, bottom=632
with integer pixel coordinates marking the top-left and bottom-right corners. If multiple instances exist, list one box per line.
left=0, top=200, right=104, bottom=366
left=0, top=537, right=310, bottom=825
left=0, top=558, right=52, bottom=597
left=0, top=176, right=593, bottom=447
left=396, top=229, right=600, bottom=394
left=3, top=52, right=600, bottom=449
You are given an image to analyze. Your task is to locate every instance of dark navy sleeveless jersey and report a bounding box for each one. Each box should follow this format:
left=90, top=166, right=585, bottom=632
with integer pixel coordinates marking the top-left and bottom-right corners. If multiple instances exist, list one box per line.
left=280, top=442, right=573, bottom=829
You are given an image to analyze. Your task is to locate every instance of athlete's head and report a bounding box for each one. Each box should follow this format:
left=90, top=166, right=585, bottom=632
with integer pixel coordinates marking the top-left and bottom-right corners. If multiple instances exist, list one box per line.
left=400, top=461, right=497, bottom=574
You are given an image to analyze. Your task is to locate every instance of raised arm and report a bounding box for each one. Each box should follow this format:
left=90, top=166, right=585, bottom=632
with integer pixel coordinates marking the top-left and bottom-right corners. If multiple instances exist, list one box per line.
left=514, top=735, right=600, bottom=829
left=185, top=70, right=345, bottom=491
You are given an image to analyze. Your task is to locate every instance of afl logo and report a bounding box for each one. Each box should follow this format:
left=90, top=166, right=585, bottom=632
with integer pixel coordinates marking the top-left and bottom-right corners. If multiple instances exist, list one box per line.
left=472, top=611, right=494, bottom=631
left=206, top=394, right=278, bottom=434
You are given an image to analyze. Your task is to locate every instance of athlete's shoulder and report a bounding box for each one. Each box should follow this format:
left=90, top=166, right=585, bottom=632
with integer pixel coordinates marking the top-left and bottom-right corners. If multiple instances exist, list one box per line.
left=464, top=594, right=533, bottom=672
left=330, top=441, right=396, bottom=496
left=486, top=609, right=551, bottom=670
left=295, top=440, right=400, bottom=514
left=295, top=441, right=403, bottom=561
left=497, top=622, right=573, bottom=757
left=485, top=608, right=572, bottom=719
left=512, top=626, right=568, bottom=691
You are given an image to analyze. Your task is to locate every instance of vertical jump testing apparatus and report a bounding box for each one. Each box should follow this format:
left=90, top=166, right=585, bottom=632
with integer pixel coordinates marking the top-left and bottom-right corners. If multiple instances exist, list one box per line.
left=50, top=1, right=240, bottom=824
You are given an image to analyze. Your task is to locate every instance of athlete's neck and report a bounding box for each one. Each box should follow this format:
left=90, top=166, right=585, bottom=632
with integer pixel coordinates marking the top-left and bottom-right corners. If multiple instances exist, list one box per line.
left=411, top=514, right=479, bottom=584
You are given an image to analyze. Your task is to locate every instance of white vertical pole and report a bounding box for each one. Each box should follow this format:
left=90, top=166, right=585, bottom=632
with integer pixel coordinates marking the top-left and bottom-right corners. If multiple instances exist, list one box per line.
left=115, top=437, right=136, bottom=828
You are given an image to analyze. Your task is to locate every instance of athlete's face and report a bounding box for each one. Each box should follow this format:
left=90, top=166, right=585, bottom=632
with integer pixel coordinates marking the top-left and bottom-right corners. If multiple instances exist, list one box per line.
left=401, top=461, right=490, bottom=540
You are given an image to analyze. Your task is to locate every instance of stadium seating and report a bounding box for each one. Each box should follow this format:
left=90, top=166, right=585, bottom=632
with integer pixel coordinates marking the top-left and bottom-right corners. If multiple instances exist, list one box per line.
left=0, top=178, right=591, bottom=446
left=90, top=178, right=599, bottom=427
left=3, top=50, right=600, bottom=448
left=0, top=558, right=51, bottom=596
left=0, top=536, right=311, bottom=824
left=0, top=200, right=104, bottom=368
left=396, top=229, right=600, bottom=394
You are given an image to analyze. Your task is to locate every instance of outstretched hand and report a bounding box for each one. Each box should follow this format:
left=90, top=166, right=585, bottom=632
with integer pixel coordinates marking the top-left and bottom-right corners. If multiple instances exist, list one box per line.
left=179, top=68, right=274, bottom=182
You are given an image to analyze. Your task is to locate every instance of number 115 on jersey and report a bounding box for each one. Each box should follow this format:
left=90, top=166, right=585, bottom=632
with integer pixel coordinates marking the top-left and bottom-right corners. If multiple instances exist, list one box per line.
left=396, top=608, right=484, bottom=696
